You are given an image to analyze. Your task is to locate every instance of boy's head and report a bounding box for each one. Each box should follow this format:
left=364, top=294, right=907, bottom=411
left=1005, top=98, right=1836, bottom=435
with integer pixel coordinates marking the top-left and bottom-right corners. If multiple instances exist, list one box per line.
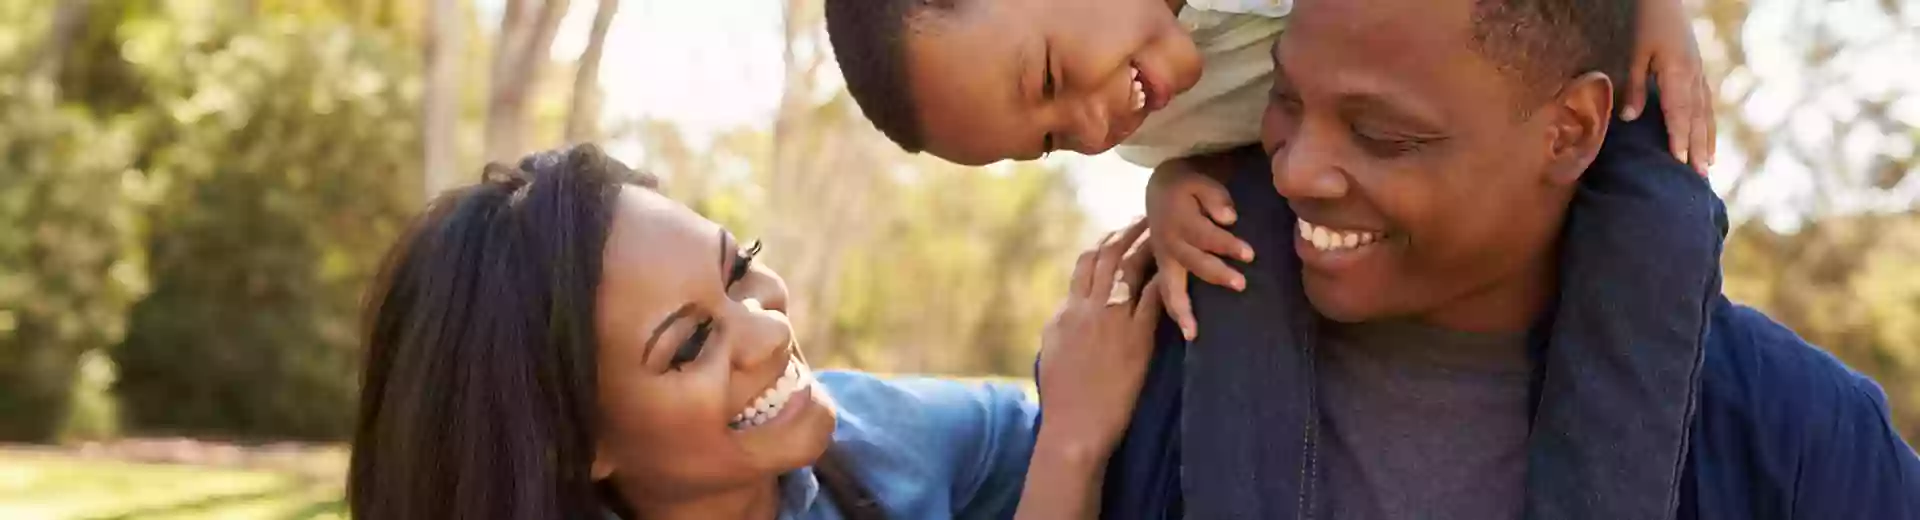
left=1264, top=0, right=1635, bottom=330
left=826, top=0, right=1202, bottom=166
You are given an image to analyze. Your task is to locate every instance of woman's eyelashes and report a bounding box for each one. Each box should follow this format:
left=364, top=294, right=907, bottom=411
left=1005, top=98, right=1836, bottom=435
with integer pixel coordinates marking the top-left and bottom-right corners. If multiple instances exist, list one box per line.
left=667, top=240, right=763, bottom=370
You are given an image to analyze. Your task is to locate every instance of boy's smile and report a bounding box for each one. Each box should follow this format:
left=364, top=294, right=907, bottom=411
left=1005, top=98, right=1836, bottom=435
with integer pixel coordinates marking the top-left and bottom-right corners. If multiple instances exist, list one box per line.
left=902, top=0, right=1203, bottom=165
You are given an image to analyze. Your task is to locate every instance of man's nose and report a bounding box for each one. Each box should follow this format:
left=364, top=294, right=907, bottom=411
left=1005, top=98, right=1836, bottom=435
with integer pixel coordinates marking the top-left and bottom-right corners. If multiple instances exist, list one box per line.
left=1271, top=125, right=1349, bottom=200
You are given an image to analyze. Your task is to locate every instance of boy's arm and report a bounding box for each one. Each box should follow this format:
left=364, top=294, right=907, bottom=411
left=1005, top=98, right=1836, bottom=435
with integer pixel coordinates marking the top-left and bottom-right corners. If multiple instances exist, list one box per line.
left=1622, top=0, right=1716, bottom=175
left=1145, top=152, right=1253, bottom=340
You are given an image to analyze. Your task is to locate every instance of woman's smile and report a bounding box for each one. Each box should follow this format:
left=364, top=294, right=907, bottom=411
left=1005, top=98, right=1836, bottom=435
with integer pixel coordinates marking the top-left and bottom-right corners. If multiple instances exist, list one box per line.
left=729, top=354, right=819, bottom=431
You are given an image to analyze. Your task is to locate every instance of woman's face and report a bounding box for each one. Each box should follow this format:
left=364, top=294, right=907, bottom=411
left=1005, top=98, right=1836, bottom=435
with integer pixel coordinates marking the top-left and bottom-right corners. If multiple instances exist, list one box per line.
left=590, top=186, right=836, bottom=497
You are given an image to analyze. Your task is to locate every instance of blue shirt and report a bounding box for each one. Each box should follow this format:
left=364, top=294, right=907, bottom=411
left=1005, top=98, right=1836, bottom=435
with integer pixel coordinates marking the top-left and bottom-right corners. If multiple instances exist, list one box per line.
left=776, top=371, right=1037, bottom=520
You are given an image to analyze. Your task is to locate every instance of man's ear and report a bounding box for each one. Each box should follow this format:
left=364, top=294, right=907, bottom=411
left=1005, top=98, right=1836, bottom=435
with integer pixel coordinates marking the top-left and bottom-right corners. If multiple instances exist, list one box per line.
left=1543, top=71, right=1614, bottom=186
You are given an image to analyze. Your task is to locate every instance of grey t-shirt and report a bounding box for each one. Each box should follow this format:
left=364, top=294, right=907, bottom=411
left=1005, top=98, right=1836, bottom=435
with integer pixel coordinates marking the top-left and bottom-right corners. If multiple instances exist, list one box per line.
left=1315, top=319, right=1535, bottom=520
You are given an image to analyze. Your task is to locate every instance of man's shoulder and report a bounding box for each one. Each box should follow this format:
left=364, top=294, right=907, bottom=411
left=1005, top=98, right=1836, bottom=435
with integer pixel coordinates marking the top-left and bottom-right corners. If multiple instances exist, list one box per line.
left=1693, top=300, right=1919, bottom=513
left=1699, top=301, right=1882, bottom=403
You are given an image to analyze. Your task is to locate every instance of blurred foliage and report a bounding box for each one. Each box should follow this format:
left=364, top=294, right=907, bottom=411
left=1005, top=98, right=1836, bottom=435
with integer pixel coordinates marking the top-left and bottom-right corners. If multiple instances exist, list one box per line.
left=1702, top=0, right=1920, bottom=439
left=0, top=0, right=153, bottom=441
left=101, top=3, right=419, bottom=440
left=0, top=78, right=150, bottom=442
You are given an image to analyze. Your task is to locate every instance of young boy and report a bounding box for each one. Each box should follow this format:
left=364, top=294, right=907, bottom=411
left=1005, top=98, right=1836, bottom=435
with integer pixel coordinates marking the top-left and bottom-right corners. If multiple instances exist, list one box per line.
left=825, top=0, right=1716, bottom=338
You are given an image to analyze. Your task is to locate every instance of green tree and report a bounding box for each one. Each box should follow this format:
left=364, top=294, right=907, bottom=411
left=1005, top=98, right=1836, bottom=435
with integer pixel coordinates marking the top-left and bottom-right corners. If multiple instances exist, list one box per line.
left=0, top=1, right=154, bottom=442
left=104, top=6, right=420, bottom=440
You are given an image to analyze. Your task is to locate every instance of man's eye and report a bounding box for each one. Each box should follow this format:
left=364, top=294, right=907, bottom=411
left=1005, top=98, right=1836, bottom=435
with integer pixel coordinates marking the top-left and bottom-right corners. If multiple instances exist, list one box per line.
left=1353, top=128, right=1428, bottom=157
left=670, top=321, right=712, bottom=368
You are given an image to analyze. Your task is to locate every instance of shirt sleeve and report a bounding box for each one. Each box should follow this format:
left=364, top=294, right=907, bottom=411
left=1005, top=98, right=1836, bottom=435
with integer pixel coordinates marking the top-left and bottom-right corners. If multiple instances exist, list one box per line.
left=1789, top=374, right=1920, bottom=518
left=884, top=377, right=1039, bottom=520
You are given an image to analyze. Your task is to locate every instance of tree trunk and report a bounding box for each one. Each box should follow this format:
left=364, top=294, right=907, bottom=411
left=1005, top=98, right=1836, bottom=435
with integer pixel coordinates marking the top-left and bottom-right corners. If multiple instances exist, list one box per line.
left=31, top=0, right=93, bottom=86
left=565, top=0, right=619, bottom=143
left=484, top=0, right=571, bottom=164
left=422, top=0, right=465, bottom=197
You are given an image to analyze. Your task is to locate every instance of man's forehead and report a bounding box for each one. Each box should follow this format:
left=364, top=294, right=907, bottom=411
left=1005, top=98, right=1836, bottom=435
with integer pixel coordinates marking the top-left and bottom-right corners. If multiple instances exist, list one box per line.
left=1276, top=0, right=1491, bottom=100
left=1285, top=0, right=1473, bottom=56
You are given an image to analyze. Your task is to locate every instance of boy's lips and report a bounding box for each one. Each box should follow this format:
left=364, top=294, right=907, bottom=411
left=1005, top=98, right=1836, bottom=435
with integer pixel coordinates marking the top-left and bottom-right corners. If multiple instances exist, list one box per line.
left=1134, top=61, right=1173, bottom=112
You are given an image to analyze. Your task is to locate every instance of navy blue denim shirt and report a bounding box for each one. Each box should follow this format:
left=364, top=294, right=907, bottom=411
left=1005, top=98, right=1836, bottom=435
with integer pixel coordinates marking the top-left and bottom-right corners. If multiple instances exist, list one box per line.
left=1095, top=99, right=1920, bottom=519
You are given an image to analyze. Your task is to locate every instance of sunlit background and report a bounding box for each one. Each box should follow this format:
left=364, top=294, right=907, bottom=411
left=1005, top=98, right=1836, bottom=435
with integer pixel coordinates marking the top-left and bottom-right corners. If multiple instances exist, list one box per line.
left=0, top=0, right=1915, bottom=517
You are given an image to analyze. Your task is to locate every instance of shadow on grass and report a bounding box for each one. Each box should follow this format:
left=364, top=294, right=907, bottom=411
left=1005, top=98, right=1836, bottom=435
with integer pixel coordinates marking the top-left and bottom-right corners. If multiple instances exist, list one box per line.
left=79, top=481, right=309, bottom=520
left=280, top=497, right=347, bottom=520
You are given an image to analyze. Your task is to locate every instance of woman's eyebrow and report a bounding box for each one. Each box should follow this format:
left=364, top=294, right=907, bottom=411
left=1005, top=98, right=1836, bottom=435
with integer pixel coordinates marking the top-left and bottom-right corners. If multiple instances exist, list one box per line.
left=641, top=230, right=734, bottom=360
left=643, top=304, right=695, bottom=360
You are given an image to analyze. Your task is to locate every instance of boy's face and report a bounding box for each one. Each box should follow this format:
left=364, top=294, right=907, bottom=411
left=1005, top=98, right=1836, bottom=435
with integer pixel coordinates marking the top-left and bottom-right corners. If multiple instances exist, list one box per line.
left=1263, top=0, right=1605, bottom=331
left=904, top=0, right=1203, bottom=166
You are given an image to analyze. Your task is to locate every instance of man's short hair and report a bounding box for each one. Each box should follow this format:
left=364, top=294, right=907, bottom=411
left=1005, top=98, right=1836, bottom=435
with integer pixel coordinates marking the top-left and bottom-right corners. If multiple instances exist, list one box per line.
left=825, top=0, right=962, bottom=154
left=1468, top=0, right=1638, bottom=111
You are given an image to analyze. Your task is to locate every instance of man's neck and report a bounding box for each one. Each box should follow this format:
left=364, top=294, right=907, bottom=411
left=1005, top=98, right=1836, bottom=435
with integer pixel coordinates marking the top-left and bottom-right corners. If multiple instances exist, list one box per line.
left=621, top=477, right=782, bottom=520
left=1412, top=249, right=1559, bottom=335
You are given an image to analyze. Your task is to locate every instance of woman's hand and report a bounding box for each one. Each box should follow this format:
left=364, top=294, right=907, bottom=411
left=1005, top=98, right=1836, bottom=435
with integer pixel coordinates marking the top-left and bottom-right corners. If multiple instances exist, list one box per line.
left=1623, top=0, right=1716, bottom=175
left=1036, top=218, right=1164, bottom=463
left=1019, top=219, right=1164, bottom=520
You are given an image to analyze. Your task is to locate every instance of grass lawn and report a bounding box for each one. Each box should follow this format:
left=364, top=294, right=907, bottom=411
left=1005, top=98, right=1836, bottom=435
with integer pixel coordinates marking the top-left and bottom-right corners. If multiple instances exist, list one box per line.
left=0, top=447, right=345, bottom=520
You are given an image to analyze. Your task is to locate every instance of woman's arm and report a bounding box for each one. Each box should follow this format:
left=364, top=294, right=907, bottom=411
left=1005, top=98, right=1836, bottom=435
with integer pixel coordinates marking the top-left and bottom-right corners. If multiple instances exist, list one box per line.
left=1015, top=220, right=1164, bottom=520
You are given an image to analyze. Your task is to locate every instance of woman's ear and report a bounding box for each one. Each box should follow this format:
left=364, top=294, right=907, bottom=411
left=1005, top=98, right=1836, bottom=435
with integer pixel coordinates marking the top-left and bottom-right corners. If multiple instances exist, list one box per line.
left=592, top=446, right=616, bottom=480
left=1544, top=71, right=1615, bottom=186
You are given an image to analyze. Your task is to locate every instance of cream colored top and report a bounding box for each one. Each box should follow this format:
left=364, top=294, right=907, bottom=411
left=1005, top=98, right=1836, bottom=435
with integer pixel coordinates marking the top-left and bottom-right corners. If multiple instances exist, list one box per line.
left=1115, top=1, right=1290, bottom=167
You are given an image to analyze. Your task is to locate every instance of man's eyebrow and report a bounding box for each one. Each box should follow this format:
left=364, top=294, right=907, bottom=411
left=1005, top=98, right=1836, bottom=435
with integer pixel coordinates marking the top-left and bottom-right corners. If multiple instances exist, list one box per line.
left=1339, top=91, right=1444, bottom=132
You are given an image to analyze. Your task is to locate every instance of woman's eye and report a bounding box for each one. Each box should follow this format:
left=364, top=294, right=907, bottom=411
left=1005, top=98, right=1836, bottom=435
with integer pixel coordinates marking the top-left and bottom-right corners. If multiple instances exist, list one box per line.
left=670, top=321, right=712, bottom=368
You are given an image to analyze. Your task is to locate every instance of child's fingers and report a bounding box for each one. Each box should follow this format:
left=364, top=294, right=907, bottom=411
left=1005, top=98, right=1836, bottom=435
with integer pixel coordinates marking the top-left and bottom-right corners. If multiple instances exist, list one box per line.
left=1692, top=79, right=1716, bottom=174
left=1183, top=216, right=1254, bottom=263
left=1659, top=66, right=1696, bottom=166
left=1171, top=241, right=1244, bottom=291
left=1621, top=51, right=1653, bottom=122
left=1191, top=183, right=1237, bottom=226
left=1154, top=269, right=1196, bottom=340
left=1155, top=257, right=1198, bottom=340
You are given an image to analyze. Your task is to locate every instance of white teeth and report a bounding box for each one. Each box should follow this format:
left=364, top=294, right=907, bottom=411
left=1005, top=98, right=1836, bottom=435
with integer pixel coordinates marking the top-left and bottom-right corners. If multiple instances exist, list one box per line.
left=731, top=356, right=814, bottom=431
left=1297, top=218, right=1385, bottom=253
left=1132, top=80, right=1145, bottom=111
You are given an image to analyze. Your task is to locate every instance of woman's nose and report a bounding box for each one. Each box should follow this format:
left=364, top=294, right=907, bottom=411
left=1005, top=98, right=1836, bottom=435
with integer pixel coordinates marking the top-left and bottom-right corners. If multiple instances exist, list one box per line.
left=729, top=263, right=789, bottom=313
left=730, top=299, right=795, bottom=370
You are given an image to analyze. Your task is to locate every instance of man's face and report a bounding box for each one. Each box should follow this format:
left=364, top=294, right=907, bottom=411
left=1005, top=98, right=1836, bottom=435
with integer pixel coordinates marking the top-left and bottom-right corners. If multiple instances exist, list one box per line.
left=1262, top=0, right=1592, bottom=331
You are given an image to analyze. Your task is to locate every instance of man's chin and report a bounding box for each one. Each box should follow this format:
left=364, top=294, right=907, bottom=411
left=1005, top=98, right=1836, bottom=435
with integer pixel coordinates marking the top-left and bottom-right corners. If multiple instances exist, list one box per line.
left=1302, top=279, right=1383, bottom=324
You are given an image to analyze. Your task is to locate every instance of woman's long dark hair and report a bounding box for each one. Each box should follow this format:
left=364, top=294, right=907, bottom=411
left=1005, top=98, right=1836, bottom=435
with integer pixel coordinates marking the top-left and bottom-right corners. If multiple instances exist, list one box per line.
left=348, top=145, right=882, bottom=520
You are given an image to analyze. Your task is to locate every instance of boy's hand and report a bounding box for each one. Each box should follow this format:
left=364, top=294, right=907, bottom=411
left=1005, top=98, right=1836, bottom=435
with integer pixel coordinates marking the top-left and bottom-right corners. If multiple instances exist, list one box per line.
left=1623, top=0, right=1715, bottom=176
left=1144, top=157, right=1252, bottom=341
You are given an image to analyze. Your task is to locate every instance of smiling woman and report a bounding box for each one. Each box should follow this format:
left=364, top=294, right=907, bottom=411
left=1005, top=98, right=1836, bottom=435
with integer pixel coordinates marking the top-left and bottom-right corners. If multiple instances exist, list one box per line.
left=345, top=145, right=1163, bottom=520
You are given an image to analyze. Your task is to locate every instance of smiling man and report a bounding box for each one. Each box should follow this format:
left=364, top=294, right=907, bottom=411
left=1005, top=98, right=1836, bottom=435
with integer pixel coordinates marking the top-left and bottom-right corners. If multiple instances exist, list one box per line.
left=1097, top=0, right=1920, bottom=518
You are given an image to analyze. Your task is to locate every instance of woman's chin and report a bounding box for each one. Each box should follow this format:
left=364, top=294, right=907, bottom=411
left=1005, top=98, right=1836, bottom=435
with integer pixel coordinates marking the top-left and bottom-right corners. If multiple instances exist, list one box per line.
left=741, top=386, right=837, bottom=474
